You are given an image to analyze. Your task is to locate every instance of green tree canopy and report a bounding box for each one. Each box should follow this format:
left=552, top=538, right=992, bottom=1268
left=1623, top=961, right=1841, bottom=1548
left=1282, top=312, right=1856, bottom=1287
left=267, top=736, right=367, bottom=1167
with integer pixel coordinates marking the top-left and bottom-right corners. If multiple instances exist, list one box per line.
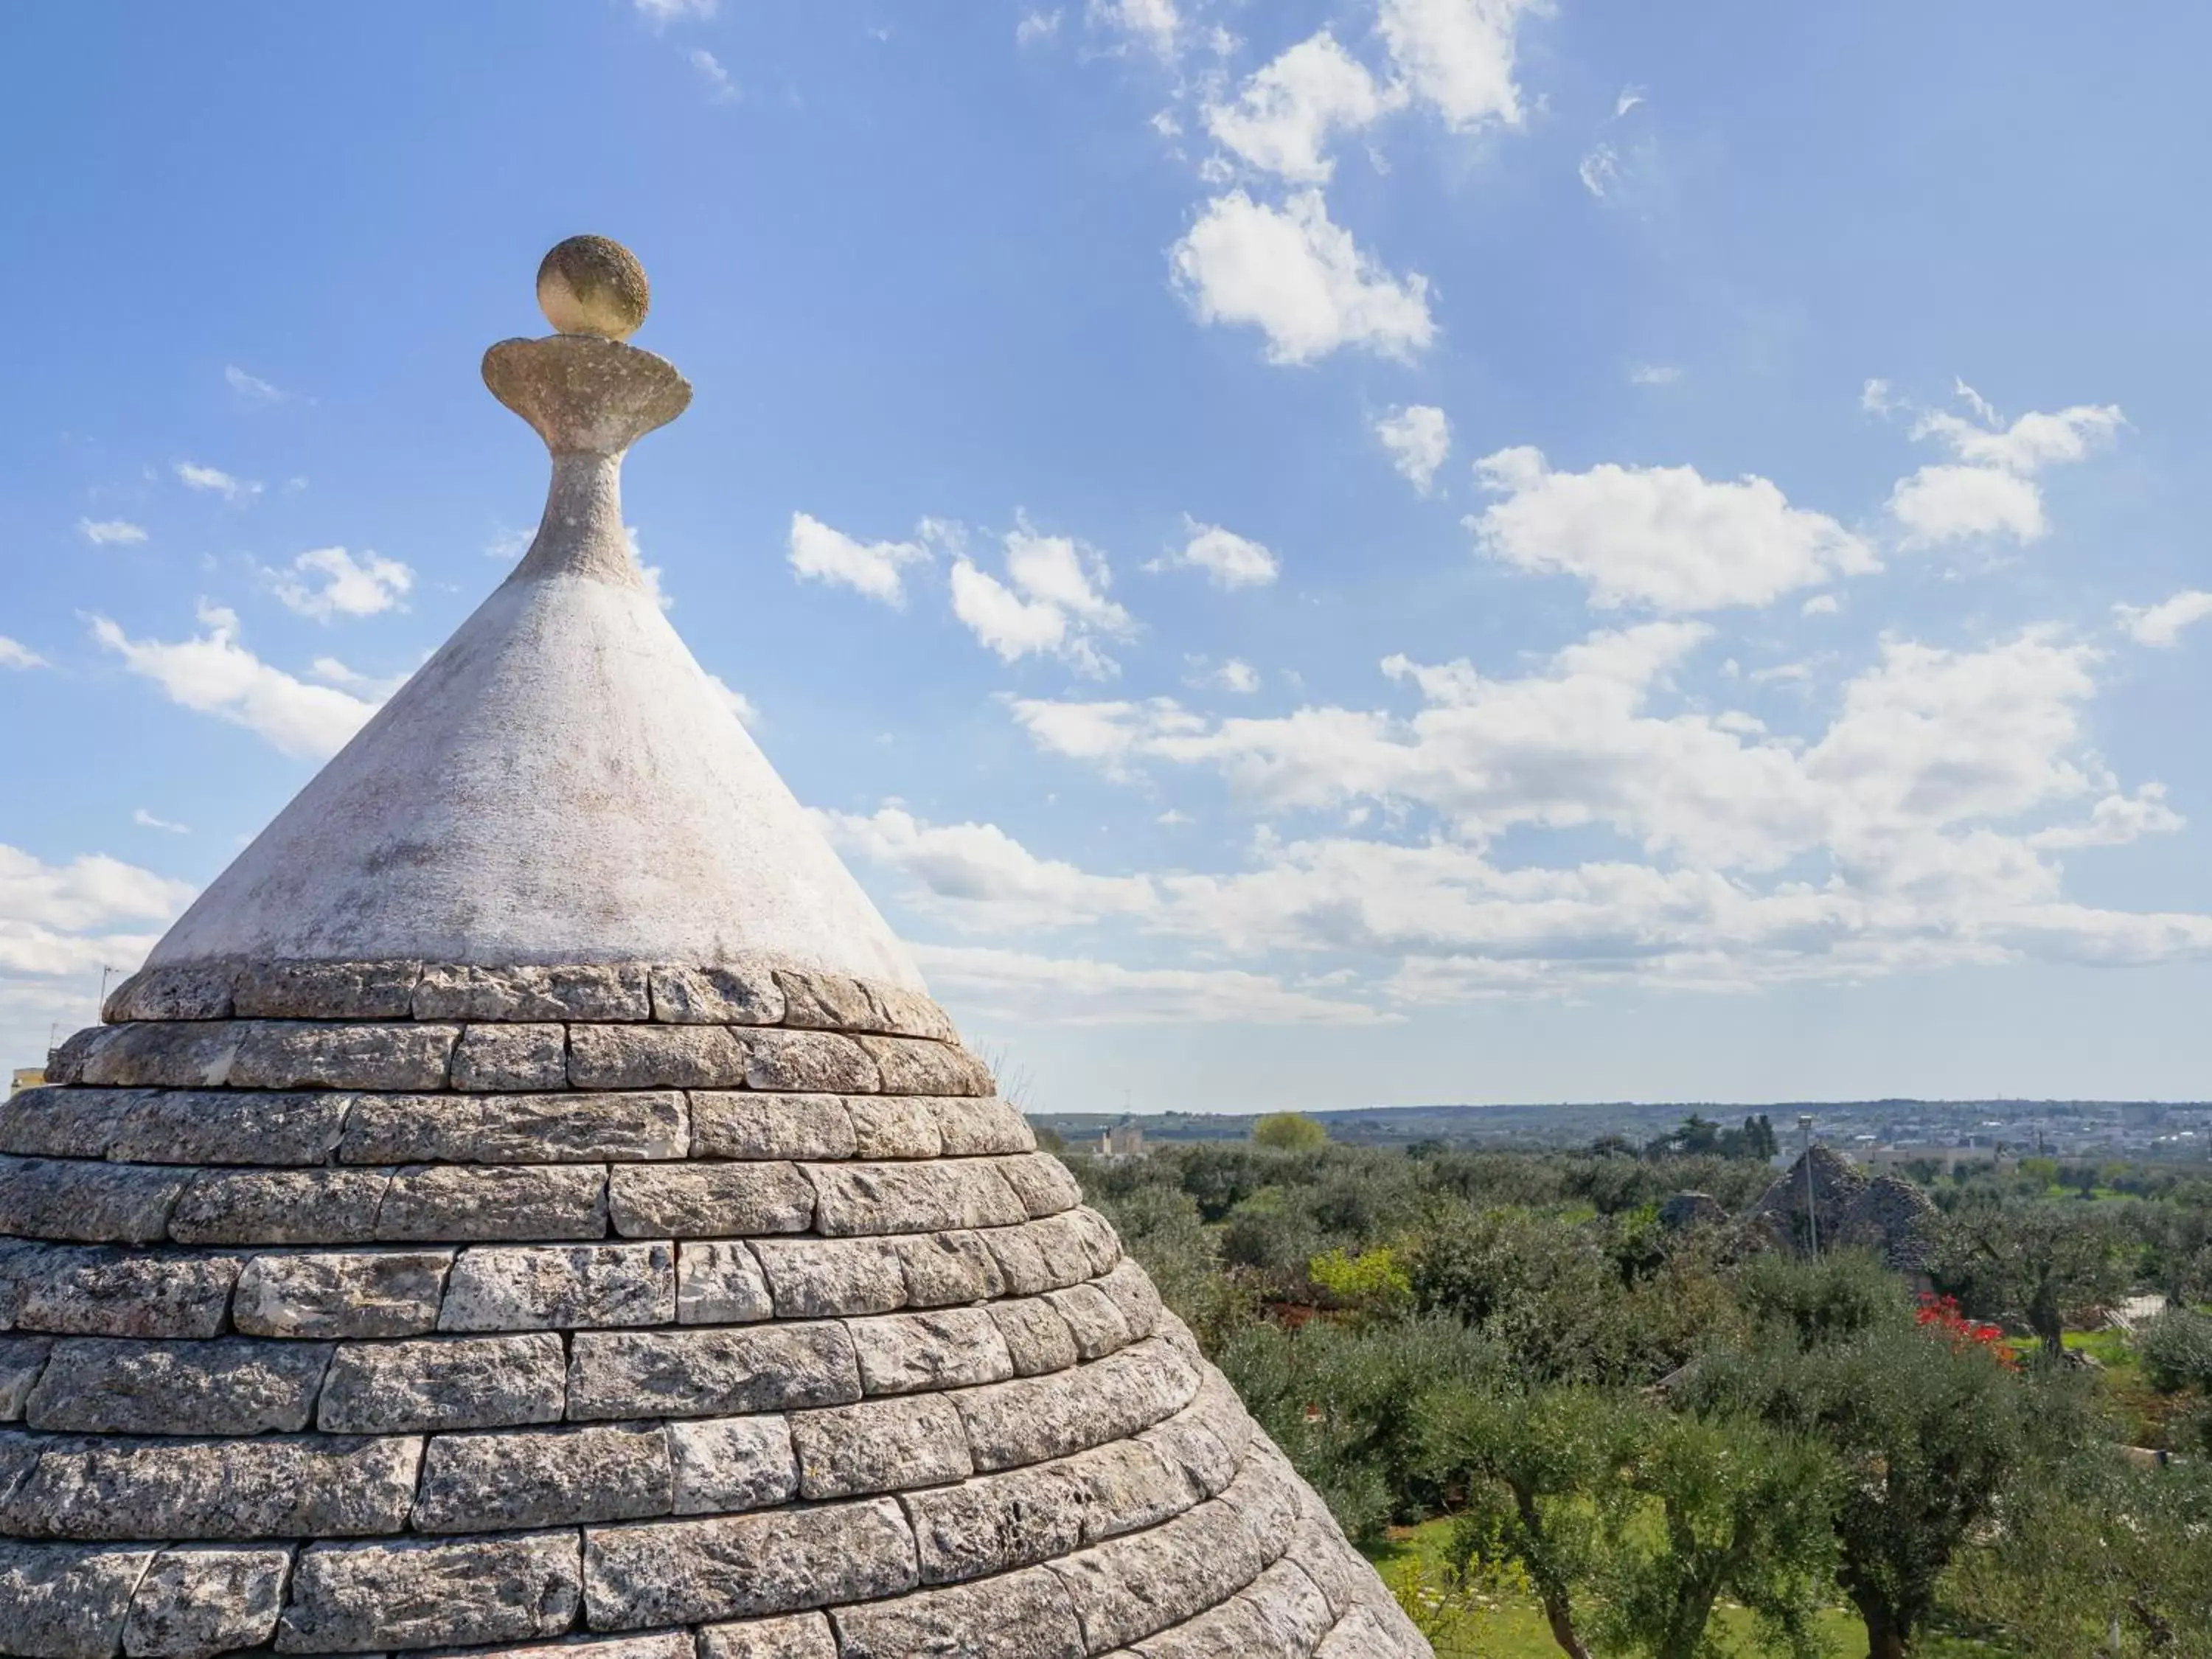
left=1251, top=1110, right=1329, bottom=1152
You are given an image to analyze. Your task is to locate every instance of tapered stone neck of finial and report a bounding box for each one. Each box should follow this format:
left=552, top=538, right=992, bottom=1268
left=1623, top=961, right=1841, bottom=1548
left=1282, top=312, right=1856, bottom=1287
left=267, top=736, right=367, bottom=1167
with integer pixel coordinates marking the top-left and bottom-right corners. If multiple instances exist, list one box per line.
left=508, top=452, right=633, bottom=586
left=480, top=332, right=692, bottom=588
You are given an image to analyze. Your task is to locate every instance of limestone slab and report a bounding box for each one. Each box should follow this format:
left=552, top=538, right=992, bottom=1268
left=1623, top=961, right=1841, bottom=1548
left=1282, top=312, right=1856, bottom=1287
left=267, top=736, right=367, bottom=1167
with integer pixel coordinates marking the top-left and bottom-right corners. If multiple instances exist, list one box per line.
left=953, top=1341, right=1200, bottom=1473
left=0, top=1158, right=187, bottom=1245
left=928, top=1096, right=1034, bottom=1158
left=75, top=1025, right=240, bottom=1091
left=25, top=1338, right=333, bottom=1436
left=994, top=1152, right=1084, bottom=1219
left=749, top=1237, right=905, bottom=1319
left=566, top=1324, right=862, bottom=1421
left=104, top=964, right=236, bottom=1025
left=413, top=964, right=652, bottom=1023
left=832, top=1566, right=1083, bottom=1659
left=852, top=1037, right=992, bottom=1099
left=885, top=1234, right=995, bottom=1311
left=0, top=1432, right=422, bottom=1541
left=790, top=1394, right=972, bottom=1500
left=568, top=1026, right=748, bottom=1091
left=232, top=1249, right=453, bottom=1339
left=675, top=1241, right=772, bottom=1325
left=0, top=1338, right=51, bottom=1421
left=441, top=1242, right=674, bottom=1331
left=0, top=1089, right=138, bottom=1160
left=846, top=1309, right=1014, bottom=1397
left=277, top=1531, right=580, bottom=1652
left=169, top=1169, right=391, bottom=1247
left=696, top=1613, right=836, bottom=1659
left=111, top=1090, right=352, bottom=1166
left=686, top=1093, right=853, bottom=1162
left=341, top=1091, right=686, bottom=1165
left=232, top=961, right=422, bottom=1020
left=667, top=1415, right=798, bottom=1515
left=319, top=1333, right=567, bottom=1433
left=801, top=1161, right=1026, bottom=1238
left=122, top=1546, right=291, bottom=1659
left=1046, top=1282, right=1134, bottom=1361
left=742, top=1030, right=878, bottom=1095
left=990, top=1297, right=1080, bottom=1377
left=648, top=964, right=784, bottom=1026
left=0, top=1540, right=156, bottom=1659
left=843, top=1096, right=939, bottom=1161
left=1046, top=1499, right=1263, bottom=1654
left=229, top=1021, right=458, bottom=1091
left=414, top=1422, right=673, bottom=1531
left=4, top=1248, right=240, bottom=1340
left=450, top=1024, right=568, bottom=1092
left=770, top=969, right=887, bottom=1033
left=608, top=1164, right=813, bottom=1238
left=375, top=1164, right=608, bottom=1242
left=580, top=1497, right=917, bottom=1628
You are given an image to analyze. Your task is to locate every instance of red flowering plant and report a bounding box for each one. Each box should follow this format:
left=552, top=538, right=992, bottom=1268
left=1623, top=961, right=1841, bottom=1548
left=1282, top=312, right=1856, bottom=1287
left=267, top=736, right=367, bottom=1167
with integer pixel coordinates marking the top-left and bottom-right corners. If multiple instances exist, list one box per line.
left=1915, top=1293, right=2018, bottom=1368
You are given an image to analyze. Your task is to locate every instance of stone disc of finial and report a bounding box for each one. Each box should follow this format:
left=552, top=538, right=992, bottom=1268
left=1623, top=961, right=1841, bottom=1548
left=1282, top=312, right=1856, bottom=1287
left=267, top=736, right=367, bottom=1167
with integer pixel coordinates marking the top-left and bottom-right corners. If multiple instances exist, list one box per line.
left=538, top=235, right=651, bottom=341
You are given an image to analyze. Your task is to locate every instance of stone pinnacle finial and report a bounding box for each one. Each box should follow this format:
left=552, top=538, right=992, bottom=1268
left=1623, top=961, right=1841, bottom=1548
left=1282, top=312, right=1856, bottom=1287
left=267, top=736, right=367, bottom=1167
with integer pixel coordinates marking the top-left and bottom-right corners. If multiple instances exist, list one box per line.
left=536, top=234, right=651, bottom=341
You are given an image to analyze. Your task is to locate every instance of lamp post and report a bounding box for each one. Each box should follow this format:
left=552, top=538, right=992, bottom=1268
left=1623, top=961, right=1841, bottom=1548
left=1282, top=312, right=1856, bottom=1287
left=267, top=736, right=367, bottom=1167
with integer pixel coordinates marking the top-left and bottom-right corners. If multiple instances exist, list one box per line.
left=1799, top=1112, right=1819, bottom=1259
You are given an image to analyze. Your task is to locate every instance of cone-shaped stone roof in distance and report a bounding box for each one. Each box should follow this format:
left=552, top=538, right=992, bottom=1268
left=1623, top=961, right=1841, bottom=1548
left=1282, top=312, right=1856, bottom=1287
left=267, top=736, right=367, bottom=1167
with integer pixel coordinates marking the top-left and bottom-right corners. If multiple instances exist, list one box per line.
left=0, top=239, right=1427, bottom=1659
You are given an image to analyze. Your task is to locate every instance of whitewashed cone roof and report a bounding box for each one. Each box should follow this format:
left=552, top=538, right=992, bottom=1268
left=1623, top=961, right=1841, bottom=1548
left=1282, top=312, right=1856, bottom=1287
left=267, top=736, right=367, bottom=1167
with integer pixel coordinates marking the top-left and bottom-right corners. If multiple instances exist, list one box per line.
left=0, top=237, right=1428, bottom=1659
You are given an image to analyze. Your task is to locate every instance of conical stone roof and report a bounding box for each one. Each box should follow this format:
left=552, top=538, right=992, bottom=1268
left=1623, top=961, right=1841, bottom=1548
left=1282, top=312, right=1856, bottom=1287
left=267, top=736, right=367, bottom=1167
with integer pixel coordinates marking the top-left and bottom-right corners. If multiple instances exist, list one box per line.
left=0, top=239, right=1426, bottom=1659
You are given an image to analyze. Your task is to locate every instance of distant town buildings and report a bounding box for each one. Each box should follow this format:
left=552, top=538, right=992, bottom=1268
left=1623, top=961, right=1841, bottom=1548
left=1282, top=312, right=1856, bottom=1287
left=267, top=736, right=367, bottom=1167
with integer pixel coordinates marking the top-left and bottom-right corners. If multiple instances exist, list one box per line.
left=1098, top=1119, right=1146, bottom=1158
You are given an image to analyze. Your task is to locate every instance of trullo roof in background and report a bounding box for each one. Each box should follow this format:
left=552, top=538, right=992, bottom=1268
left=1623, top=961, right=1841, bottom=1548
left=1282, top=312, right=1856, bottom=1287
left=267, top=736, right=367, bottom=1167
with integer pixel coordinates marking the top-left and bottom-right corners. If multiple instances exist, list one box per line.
left=0, top=236, right=1429, bottom=1659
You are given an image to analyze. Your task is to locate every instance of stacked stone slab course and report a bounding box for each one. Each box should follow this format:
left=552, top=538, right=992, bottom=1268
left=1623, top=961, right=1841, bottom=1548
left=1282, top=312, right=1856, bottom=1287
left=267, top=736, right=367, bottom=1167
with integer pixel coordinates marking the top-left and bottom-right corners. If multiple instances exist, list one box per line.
left=1, top=953, right=1424, bottom=1657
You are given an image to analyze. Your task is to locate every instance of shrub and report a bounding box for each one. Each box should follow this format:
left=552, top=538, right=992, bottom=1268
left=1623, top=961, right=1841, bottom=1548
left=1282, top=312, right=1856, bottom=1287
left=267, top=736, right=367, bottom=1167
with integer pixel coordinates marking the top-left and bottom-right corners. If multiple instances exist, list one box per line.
left=2138, top=1307, right=2212, bottom=1394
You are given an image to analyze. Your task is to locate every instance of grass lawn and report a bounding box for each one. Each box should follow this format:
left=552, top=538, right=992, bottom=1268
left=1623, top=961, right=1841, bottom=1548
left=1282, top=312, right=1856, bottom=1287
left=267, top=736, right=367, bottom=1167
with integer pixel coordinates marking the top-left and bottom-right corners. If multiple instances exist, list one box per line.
left=1363, top=1518, right=2015, bottom=1658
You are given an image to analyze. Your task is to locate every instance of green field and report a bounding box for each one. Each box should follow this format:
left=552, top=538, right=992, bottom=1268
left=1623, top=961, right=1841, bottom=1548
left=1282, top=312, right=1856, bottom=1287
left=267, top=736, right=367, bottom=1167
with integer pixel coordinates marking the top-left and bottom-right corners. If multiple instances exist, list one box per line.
left=1364, top=1519, right=2011, bottom=1658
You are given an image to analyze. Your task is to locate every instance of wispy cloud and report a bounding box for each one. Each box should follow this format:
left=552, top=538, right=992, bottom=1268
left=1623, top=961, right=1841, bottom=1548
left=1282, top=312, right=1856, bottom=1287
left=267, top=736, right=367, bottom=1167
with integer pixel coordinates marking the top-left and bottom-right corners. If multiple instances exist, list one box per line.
left=0, top=638, right=47, bottom=671
left=689, top=49, right=737, bottom=100
left=175, top=462, right=261, bottom=502
left=223, top=365, right=287, bottom=404
left=78, top=518, right=147, bottom=546
left=132, top=808, right=189, bottom=835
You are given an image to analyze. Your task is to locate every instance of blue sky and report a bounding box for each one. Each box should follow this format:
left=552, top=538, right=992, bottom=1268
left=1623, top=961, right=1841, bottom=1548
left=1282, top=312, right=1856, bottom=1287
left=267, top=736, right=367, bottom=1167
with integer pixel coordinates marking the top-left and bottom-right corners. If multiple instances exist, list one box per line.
left=7, top=1, right=2212, bottom=1112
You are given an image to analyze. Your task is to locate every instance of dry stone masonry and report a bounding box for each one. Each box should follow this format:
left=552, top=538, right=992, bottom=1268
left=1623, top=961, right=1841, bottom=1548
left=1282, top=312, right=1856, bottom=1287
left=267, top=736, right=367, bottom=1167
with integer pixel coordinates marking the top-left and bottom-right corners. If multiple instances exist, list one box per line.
left=0, top=240, right=1426, bottom=1658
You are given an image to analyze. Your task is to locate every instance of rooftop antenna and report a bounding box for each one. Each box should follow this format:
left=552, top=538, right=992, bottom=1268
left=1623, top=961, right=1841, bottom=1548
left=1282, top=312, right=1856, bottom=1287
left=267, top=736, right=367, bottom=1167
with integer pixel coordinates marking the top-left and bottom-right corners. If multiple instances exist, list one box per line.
left=1798, top=1112, right=1820, bottom=1259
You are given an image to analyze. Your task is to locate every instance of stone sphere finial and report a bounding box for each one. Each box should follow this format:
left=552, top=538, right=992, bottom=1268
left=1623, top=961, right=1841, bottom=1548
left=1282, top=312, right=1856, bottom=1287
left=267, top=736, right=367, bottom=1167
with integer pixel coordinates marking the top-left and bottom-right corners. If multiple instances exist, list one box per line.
left=535, top=235, right=651, bottom=341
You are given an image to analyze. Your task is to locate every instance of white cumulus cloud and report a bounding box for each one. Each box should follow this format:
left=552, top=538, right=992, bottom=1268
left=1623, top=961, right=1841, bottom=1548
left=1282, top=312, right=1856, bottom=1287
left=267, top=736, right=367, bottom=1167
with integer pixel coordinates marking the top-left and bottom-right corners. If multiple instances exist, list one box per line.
left=1203, top=32, right=1399, bottom=184
left=950, top=521, right=1133, bottom=675
left=787, top=512, right=931, bottom=605
left=1470, top=445, right=1877, bottom=612
left=1378, top=0, right=1543, bottom=131
left=1169, top=189, right=1434, bottom=365
left=1373, top=404, right=1450, bottom=493
left=269, top=547, right=414, bottom=622
left=1088, top=0, right=1178, bottom=58
left=2116, top=590, right=2212, bottom=649
left=1166, top=518, right=1279, bottom=588
left=90, top=603, right=383, bottom=760
left=1884, top=384, right=2124, bottom=549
